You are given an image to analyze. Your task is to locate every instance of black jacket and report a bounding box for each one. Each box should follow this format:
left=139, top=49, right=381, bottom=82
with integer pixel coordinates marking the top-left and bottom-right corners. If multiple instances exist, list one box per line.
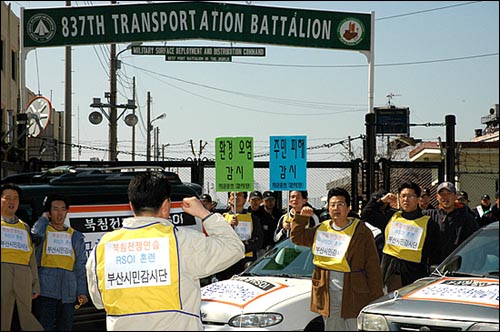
left=424, top=206, right=478, bottom=260
left=361, top=196, right=397, bottom=232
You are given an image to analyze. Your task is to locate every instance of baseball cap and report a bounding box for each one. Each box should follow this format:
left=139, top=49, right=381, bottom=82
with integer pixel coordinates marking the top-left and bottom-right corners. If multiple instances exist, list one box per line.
left=437, top=182, right=456, bottom=194
left=249, top=190, right=263, bottom=200
left=262, top=190, right=275, bottom=200
left=482, top=194, right=491, bottom=200
left=457, top=191, right=469, bottom=201
left=200, top=194, right=212, bottom=202
left=371, top=189, right=388, bottom=201
left=421, top=188, right=431, bottom=197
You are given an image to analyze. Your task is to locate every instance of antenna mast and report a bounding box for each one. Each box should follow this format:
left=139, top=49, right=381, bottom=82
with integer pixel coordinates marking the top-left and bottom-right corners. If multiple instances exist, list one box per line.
left=386, top=92, right=401, bottom=106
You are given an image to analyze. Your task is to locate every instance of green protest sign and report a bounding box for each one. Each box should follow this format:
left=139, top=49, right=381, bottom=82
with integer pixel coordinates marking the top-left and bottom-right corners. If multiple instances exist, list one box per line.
left=215, top=137, right=254, bottom=192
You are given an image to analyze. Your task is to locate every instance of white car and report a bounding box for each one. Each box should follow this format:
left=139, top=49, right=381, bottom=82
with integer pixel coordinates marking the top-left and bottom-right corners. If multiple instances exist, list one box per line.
left=357, top=221, right=499, bottom=331
left=200, top=224, right=383, bottom=331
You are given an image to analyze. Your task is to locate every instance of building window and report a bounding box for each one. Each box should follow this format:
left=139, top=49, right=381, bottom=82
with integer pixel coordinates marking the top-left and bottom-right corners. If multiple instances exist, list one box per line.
left=11, top=50, right=16, bottom=81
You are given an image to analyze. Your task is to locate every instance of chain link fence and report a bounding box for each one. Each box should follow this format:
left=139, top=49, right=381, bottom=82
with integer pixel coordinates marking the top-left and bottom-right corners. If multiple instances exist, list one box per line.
left=200, top=161, right=360, bottom=213
left=377, top=159, right=445, bottom=208
left=456, top=146, right=499, bottom=208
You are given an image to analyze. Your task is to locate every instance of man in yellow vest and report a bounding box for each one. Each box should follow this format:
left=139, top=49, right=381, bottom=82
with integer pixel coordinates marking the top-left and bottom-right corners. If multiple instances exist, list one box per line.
left=291, top=187, right=383, bottom=331
left=217, top=191, right=264, bottom=281
left=31, top=195, right=88, bottom=330
left=85, top=172, right=244, bottom=331
left=274, top=190, right=319, bottom=243
left=1, top=183, right=43, bottom=331
left=378, top=181, right=441, bottom=292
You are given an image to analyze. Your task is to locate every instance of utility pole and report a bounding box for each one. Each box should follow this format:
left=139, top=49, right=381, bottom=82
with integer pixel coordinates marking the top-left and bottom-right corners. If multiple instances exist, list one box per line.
left=132, top=76, right=136, bottom=161
left=109, top=44, right=117, bottom=161
left=190, top=139, right=196, bottom=158
left=109, top=0, right=117, bottom=161
left=162, top=144, right=169, bottom=161
left=146, top=91, right=151, bottom=161
left=154, top=127, right=159, bottom=161
left=445, top=115, right=456, bottom=183
left=365, top=113, right=376, bottom=200
left=64, top=0, right=72, bottom=161
left=199, top=140, right=208, bottom=158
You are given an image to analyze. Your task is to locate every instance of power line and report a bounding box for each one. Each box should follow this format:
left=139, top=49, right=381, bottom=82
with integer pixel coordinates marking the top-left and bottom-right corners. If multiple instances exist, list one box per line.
left=376, top=1, right=483, bottom=21
left=123, top=62, right=364, bottom=110
left=123, top=48, right=498, bottom=117
left=232, top=52, right=498, bottom=68
left=126, top=63, right=366, bottom=116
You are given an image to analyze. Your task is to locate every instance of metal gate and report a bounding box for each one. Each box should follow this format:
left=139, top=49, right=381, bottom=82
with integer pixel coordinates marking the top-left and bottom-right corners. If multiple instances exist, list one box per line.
left=376, top=158, right=445, bottom=207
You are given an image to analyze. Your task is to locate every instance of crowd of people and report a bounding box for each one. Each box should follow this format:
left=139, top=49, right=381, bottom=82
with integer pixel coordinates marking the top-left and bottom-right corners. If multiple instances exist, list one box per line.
left=200, top=182, right=498, bottom=330
left=2, top=176, right=245, bottom=331
left=2, top=177, right=498, bottom=331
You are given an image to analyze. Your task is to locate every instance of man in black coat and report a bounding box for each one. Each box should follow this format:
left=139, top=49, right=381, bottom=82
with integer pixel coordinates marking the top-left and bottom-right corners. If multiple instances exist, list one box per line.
left=424, top=182, right=478, bottom=260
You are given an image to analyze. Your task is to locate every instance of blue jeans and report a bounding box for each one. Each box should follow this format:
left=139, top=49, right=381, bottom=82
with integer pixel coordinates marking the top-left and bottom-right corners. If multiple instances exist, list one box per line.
left=34, top=296, right=74, bottom=331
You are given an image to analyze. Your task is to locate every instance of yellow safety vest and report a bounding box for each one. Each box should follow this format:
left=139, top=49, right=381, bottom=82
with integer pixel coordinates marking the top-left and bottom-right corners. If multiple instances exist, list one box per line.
left=1, top=219, right=33, bottom=265
left=41, top=225, right=76, bottom=271
left=95, top=222, right=181, bottom=316
left=223, top=212, right=254, bottom=257
left=382, top=211, right=429, bottom=263
left=312, top=218, right=360, bottom=272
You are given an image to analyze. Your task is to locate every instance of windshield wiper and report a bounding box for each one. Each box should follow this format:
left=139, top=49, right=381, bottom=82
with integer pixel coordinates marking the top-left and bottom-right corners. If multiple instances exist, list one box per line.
left=239, top=272, right=259, bottom=277
left=274, top=273, right=309, bottom=279
left=274, top=273, right=295, bottom=278
left=486, top=271, right=499, bottom=276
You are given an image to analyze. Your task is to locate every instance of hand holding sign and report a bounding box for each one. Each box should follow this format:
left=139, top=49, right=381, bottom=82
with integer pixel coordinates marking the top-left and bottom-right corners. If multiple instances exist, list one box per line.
left=230, top=215, right=239, bottom=228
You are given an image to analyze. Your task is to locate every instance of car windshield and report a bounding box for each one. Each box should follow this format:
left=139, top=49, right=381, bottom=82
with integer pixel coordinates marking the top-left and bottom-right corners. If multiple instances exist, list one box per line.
left=434, top=223, right=499, bottom=278
left=241, top=239, right=314, bottom=278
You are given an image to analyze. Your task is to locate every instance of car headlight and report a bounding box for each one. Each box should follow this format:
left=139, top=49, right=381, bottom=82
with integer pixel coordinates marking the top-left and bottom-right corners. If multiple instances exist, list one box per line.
left=468, top=323, right=500, bottom=331
left=357, top=313, right=389, bottom=331
left=228, top=313, right=283, bottom=328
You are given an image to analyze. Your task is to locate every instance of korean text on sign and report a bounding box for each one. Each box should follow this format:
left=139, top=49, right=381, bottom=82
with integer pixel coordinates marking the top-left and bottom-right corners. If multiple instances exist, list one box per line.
left=269, top=136, right=307, bottom=191
left=215, top=137, right=254, bottom=192
left=104, top=237, right=171, bottom=289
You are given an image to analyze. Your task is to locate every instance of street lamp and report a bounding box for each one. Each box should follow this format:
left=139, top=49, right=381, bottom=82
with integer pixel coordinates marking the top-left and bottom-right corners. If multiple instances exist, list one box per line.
left=108, top=42, right=143, bottom=161
left=88, top=94, right=137, bottom=160
left=115, top=42, right=142, bottom=69
left=147, top=113, right=166, bottom=161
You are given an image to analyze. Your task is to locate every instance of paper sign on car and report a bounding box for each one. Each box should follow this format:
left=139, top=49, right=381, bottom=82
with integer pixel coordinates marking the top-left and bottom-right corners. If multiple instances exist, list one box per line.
left=404, top=277, right=499, bottom=308
left=201, top=277, right=287, bottom=308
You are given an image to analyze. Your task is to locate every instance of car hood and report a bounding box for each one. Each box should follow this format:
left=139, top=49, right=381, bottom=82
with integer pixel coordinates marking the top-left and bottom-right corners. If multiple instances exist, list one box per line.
left=200, top=276, right=311, bottom=323
left=363, top=277, right=499, bottom=323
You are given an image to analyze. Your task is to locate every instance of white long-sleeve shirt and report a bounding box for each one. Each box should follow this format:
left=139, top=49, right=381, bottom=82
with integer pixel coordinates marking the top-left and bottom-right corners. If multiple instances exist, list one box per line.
left=86, top=213, right=244, bottom=331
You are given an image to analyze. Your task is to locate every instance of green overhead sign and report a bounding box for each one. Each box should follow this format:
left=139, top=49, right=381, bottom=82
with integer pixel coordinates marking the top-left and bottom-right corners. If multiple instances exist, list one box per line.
left=23, top=1, right=371, bottom=51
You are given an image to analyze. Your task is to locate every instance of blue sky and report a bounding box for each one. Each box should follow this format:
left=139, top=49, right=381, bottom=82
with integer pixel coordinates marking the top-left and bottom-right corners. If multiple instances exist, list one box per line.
left=8, top=1, right=500, bottom=162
